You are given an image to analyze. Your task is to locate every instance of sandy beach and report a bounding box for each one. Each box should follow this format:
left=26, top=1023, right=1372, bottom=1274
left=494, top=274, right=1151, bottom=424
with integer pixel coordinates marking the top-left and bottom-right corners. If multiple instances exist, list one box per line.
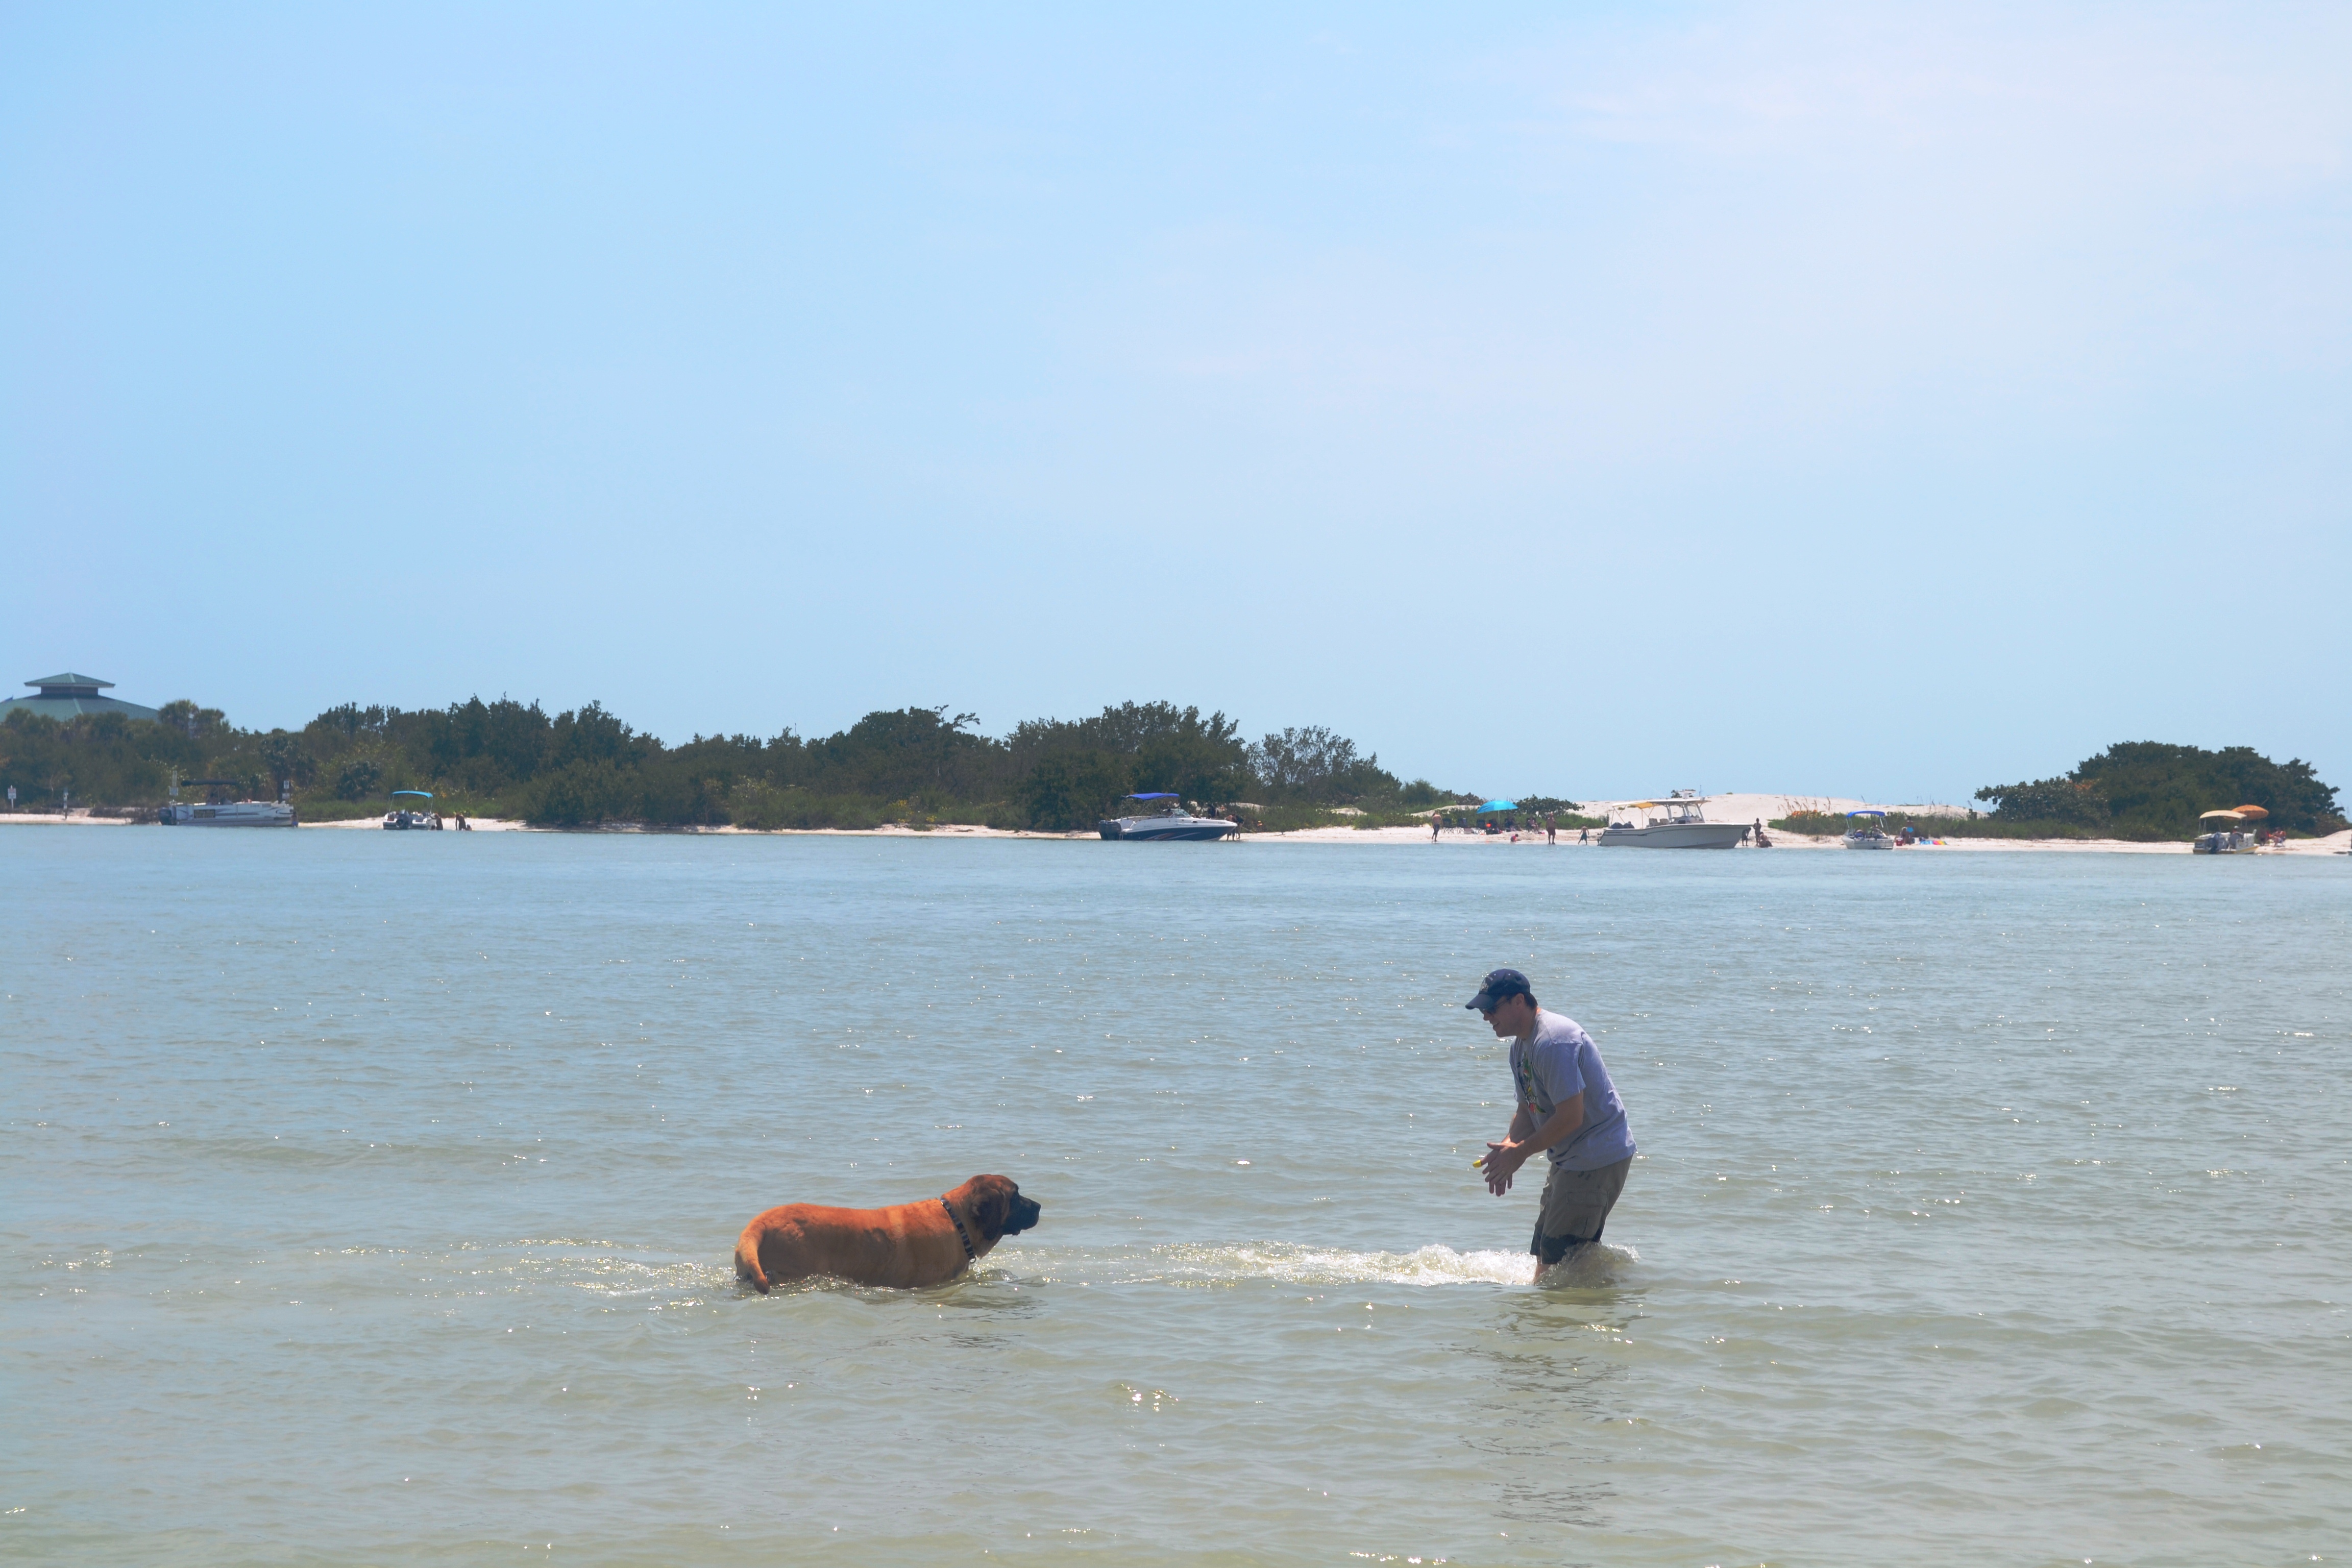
left=1241, top=793, right=2352, bottom=856
left=1261, top=822, right=2352, bottom=854
left=297, top=816, right=1079, bottom=837
left=10, top=803, right=2348, bottom=854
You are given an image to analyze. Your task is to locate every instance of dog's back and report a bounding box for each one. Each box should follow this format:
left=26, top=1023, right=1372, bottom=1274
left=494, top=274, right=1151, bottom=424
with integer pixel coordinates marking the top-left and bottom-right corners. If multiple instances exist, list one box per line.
left=734, top=1175, right=1041, bottom=1293
left=735, top=1200, right=949, bottom=1292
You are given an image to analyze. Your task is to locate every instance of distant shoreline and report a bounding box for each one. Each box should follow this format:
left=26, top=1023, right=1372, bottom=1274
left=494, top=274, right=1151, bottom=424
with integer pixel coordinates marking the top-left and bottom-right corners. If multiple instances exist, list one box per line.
left=10, top=811, right=2347, bottom=854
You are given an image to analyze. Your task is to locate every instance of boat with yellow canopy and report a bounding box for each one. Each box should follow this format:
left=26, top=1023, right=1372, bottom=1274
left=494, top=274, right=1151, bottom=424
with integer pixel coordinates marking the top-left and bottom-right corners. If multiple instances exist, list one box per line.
left=2193, top=805, right=2265, bottom=854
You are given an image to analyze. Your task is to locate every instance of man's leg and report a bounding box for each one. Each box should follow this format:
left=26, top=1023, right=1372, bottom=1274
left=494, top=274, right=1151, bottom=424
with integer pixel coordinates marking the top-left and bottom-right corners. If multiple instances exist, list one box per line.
left=1530, top=1158, right=1633, bottom=1279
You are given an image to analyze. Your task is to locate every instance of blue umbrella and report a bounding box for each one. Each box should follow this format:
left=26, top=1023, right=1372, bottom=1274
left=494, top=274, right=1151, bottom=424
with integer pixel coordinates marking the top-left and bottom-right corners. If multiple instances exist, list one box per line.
left=1477, top=799, right=1517, bottom=812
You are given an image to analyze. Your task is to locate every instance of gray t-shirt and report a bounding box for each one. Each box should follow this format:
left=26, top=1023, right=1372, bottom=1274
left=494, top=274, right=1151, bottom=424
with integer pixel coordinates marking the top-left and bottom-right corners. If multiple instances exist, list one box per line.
left=1509, top=1009, right=1636, bottom=1171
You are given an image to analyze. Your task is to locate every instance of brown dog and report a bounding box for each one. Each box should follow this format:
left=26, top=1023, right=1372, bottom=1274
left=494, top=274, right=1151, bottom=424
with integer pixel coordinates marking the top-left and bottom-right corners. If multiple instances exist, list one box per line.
left=734, top=1173, right=1042, bottom=1292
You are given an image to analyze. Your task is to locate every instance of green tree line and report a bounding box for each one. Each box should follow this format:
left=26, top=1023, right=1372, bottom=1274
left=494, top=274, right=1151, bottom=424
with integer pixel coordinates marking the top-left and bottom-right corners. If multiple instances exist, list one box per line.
left=1973, top=741, right=2343, bottom=838
left=0, top=697, right=1459, bottom=830
left=1769, top=741, right=2344, bottom=840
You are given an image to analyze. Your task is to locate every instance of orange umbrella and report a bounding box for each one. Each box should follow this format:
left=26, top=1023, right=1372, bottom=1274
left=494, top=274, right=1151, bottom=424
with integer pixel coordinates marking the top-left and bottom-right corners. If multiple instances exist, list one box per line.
left=2234, top=804, right=2270, bottom=818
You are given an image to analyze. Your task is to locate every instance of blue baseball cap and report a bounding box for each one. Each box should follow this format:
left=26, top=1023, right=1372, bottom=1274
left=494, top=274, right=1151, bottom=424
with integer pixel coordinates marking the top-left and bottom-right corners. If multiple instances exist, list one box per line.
left=1465, top=968, right=1533, bottom=1012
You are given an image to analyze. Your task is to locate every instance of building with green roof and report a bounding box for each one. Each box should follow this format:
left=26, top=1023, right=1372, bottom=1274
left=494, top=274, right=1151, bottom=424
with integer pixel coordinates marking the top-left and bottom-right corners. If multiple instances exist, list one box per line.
left=0, top=672, right=163, bottom=723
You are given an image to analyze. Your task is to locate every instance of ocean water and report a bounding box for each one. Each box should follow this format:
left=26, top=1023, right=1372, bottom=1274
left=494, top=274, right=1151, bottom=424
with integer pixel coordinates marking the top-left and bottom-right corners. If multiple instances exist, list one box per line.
left=5, top=829, right=2348, bottom=1567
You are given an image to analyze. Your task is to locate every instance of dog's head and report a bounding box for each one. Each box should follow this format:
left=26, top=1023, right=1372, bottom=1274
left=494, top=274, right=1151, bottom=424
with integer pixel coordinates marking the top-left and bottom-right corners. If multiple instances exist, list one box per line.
left=960, top=1173, right=1042, bottom=1242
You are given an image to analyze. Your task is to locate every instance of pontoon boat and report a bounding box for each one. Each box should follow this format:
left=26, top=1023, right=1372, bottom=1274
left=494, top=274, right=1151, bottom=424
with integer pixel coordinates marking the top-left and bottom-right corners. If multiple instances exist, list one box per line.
left=158, top=778, right=297, bottom=827
left=2193, top=806, right=2261, bottom=854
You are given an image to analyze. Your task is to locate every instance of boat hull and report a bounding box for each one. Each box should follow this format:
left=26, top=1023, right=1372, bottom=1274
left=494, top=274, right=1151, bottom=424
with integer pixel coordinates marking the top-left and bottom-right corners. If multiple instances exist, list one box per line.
left=1843, top=832, right=1893, bottom=850
left=2193, top=831, right=2259, bottom=854
left=1097, top=816, right=1237, bottom=841
left=1596, top=821, right=1747, bottom=849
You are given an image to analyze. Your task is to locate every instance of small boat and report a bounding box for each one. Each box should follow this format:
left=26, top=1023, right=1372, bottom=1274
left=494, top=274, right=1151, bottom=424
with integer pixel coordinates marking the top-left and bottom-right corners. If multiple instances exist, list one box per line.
left=2193, top=806, right=2262, bottom=854
left=158, top=778, right=297, bottom=827
left=383, top=790, right=444, bottom=830
left=1842, top=808, right=1893, bottom=849
left=1097, top=793, right=1237, bottom=841
left=1597, top=791, right=1748, bottom=848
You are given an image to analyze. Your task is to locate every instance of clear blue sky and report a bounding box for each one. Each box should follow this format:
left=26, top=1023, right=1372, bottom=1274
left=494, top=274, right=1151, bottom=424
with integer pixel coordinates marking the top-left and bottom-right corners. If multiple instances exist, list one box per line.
left=5, top=4, right=2346, bottom=804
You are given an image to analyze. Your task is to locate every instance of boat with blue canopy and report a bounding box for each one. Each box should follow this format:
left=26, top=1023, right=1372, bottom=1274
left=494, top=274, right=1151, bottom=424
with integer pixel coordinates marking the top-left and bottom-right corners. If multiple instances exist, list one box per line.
left=1842, top=809, right=1893, bottom=850
left=1097, top=793, right=1237, bottom=841
left=383, top=790, right=443, bottom=831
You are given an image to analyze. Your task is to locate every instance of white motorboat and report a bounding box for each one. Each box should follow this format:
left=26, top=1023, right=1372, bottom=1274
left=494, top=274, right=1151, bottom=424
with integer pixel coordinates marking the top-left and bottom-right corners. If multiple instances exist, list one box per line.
left=383, top=789, right=444, bottom=830
left=158, top=777, right=297, bottom=827
left=1842, top=809, right=1894, bottom=849
left=2193, top=806, right=2262, bottom=854
left=1596, top=791, right=1748, bottom=849
left=1097, top=793, right=1237, bottom=841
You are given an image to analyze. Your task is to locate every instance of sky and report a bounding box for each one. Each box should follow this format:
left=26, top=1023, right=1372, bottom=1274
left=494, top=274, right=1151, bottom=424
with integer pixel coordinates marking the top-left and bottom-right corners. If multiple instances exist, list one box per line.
left=4, top=3, right=2346, bottom=804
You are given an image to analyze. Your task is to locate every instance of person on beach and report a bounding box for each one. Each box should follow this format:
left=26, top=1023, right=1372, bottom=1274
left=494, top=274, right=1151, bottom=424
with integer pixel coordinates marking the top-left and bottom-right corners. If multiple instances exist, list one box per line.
left=1467, top=968, right=1636, bottom=1279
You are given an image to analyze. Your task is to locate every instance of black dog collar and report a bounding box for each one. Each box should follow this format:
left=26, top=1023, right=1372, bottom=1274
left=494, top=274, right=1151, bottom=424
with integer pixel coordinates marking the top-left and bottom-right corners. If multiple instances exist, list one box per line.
left=940, top=1196, right=976, bottom=1262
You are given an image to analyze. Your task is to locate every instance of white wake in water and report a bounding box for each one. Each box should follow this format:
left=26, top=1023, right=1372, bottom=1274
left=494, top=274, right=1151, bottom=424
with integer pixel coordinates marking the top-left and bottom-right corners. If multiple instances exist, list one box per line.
left=986, top=1239, right=1637, bottom=1288
left=364, top=1236, right=1638, bottom=1300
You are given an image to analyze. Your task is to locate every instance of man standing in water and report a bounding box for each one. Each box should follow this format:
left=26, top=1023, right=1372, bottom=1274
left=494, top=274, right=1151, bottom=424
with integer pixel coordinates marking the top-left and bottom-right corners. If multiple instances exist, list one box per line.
left=1468, top=969, right=1636, bottom=1278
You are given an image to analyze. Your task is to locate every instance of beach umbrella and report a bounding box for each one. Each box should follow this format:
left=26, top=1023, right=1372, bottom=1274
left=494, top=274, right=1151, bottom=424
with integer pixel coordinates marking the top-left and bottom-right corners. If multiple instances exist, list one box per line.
left=1477, top=799, right=1517, bottom=813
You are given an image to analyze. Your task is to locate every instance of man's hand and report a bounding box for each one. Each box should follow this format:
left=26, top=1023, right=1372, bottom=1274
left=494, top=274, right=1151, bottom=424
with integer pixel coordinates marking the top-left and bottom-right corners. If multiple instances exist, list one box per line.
left=1483, top=1140, right=1528, bottom=1195
left=1483, top=1093, right=1583, bottom=1197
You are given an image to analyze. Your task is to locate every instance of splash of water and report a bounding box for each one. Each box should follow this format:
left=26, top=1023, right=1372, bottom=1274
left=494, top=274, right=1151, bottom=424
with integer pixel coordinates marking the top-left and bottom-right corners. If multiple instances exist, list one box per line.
left=984, top=1239, right=1638, bottom=1288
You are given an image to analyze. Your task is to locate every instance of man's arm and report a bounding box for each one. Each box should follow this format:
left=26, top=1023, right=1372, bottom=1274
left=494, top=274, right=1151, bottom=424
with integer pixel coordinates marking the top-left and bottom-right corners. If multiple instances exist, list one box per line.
left=1516, top=1093, right=1584, bottom=1158
left=1484, top=1093, right=1584, bottom=1194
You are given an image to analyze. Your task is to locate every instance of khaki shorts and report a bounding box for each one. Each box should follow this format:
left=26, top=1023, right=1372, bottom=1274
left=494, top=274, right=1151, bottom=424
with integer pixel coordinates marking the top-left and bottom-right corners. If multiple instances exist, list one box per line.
left=1531, top=1156, right=1631, bottom=1265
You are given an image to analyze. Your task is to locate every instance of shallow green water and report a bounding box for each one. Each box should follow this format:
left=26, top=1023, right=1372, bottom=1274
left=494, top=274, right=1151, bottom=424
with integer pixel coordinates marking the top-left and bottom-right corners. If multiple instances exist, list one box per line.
left=5, top=830, right=2347, bottom=1565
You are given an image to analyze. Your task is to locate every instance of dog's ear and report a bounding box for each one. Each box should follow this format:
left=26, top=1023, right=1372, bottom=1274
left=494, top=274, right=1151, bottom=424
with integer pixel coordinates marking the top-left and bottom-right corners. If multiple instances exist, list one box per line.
left=970, top=1175, right=1014, bottom=1241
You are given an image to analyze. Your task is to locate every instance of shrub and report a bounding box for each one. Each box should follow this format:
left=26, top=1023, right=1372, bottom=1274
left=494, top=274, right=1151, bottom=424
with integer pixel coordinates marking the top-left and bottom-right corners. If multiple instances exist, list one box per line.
left=1016, top=751, right=1133, bottom=830
left=513, top=760, right=632, bottom=826
left=724, top=781, right=885, bottom=830
left=334, top=757, right=383, bottom=800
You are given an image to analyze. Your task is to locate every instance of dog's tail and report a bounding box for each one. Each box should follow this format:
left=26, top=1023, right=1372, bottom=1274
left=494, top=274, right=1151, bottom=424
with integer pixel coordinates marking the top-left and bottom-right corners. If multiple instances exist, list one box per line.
left=735, top=1236, right=772, bottom=1294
